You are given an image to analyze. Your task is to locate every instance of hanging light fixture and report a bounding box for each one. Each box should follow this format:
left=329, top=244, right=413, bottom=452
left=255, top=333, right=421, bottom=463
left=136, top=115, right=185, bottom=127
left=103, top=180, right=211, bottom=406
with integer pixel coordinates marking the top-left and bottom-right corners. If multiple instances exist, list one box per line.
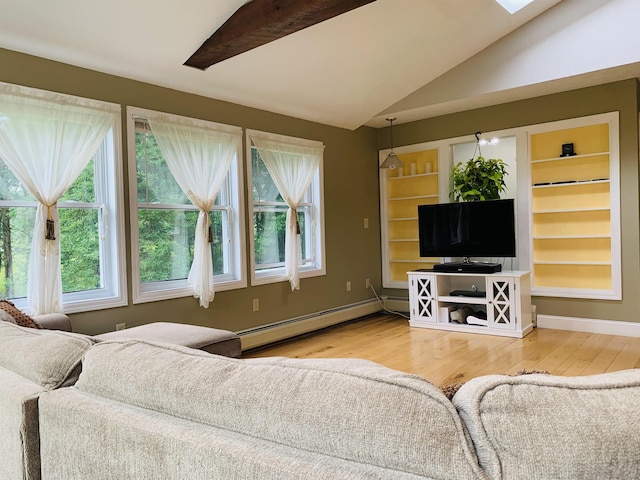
left=380, top=117, right=404, bottom=169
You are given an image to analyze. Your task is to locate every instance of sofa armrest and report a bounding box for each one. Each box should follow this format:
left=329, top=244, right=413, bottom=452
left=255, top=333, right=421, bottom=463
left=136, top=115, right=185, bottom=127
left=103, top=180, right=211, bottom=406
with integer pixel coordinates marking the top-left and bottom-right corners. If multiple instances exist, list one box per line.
left=33, top=313, right=72, bottom=332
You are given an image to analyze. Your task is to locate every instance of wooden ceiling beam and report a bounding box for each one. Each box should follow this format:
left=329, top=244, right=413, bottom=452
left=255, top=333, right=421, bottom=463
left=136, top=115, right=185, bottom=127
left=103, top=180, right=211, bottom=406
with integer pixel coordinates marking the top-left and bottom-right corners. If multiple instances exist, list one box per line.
left=184, top=0, right=376, bottom=70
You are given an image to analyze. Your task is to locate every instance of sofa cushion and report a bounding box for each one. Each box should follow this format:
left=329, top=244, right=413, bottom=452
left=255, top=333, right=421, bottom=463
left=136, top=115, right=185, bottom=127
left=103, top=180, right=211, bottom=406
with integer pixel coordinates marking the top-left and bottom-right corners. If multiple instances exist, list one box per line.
left=453, top=370, right=640, bottom=480
left=0, top=321, right=94, bottom=390
left=32, top=313, right=72, bottom=332
left=0, top=368, right=44, bottom=480
left=0, top=300, right=42, bottom=329
left=94, top=321, right=241, bottom=357
left=75, top=339, right=486, bottom=480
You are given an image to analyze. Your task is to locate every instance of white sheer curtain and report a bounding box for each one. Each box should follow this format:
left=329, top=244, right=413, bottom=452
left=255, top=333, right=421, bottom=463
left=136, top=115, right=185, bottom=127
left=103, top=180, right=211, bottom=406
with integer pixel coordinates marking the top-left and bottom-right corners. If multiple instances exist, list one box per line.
left=148, top=114, right=241, bottom=308
left=0, top=82, right=119, bottom=314
left=250, top=131, right=323, bottom=291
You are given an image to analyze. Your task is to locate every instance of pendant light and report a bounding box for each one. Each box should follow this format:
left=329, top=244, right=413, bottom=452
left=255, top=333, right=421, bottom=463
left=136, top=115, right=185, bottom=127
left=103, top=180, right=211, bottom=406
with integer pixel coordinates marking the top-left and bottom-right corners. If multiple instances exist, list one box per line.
left=380, top=117, right=403, bottom=169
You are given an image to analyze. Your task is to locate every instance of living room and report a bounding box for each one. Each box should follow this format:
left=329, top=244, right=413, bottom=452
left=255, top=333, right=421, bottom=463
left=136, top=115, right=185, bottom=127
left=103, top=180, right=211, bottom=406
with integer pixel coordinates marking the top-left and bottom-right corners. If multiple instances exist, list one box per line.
left=1, top=0, right=639, bottom=346
left=2, top=1, right=640, bottom=478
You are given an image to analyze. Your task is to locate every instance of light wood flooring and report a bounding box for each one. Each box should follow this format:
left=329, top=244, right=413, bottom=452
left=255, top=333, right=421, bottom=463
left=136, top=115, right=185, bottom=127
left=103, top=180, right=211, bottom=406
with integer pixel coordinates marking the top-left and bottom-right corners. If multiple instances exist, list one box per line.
left=243, top=313, right=640, bottom=386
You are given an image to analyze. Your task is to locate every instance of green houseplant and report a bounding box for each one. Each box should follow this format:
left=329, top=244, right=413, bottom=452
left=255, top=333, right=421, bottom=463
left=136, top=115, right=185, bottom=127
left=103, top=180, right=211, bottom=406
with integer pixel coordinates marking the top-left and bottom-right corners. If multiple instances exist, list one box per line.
left=450, top=156, right=508, bottom=202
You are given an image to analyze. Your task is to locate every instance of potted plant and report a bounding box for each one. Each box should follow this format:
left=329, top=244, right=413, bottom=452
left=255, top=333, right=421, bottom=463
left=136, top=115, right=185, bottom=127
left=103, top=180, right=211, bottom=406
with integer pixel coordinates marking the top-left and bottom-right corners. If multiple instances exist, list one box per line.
left=450, top=156, right=508, bottom=202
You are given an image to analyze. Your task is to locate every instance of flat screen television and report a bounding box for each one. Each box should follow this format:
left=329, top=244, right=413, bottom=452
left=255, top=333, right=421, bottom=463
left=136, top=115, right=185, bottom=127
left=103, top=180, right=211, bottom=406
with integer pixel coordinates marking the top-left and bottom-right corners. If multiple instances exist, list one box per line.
left=418, top=199, right=516, bottom=272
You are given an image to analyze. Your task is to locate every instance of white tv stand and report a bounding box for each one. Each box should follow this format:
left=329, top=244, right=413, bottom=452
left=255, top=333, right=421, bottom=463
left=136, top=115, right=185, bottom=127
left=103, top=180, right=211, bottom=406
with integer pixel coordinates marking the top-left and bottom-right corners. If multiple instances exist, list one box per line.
left=407, top=270, right=532, bottom=338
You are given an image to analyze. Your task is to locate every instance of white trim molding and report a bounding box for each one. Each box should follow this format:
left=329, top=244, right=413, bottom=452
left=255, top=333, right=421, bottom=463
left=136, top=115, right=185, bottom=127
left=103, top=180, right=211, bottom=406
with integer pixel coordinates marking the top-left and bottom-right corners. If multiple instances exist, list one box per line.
left=385, top=297, right=410, bottom=313
left=538, top=314, right=640, bottom=338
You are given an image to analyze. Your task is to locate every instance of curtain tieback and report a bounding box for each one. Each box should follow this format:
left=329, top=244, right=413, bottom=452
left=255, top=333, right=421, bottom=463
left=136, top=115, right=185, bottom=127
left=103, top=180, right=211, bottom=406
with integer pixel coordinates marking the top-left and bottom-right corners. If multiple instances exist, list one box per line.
left=188, top=191, right=215, bottom=243
left=292, top=208, right=300, bottom=234
left=45, top=203, right=56, bottom=241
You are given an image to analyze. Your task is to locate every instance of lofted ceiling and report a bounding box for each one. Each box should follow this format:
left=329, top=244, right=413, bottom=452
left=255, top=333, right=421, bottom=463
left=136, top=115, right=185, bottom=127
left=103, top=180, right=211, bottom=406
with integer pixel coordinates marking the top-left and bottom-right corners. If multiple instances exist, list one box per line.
left=0, top=0, right=638, bottom=130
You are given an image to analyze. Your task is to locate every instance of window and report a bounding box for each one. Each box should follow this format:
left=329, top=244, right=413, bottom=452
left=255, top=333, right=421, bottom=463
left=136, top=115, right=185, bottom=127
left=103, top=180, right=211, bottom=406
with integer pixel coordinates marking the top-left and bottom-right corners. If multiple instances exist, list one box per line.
left=0, top=128, right=126, bottom=313
left=128, top=107, right=245, bottom=304
left=247, top=130, right=325, bottom=286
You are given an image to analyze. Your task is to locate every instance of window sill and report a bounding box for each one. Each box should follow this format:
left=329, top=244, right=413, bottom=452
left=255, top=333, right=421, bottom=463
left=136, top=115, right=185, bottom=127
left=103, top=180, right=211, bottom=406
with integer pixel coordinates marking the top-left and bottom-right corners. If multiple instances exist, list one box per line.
left=11, top=291, right=128, bottom=315
left=251, top=266, right=325, bottom=286
left=132, top=277, right=247, bottom=305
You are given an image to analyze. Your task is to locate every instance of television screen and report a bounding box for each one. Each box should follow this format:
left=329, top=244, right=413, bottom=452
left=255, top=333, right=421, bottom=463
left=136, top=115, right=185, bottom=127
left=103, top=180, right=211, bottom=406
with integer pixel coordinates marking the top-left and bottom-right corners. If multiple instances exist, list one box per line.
left=418, top=199, right=516, bottom=258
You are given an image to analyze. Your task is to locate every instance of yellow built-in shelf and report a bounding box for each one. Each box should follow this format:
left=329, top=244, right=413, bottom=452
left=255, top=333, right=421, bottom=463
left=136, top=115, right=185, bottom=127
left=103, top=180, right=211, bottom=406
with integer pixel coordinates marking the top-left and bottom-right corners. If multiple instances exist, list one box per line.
left=531, top=178, right=610, bottom=190
left=390, top=241, right=421, bottom=261
left=532, top=207, right=610, bottom=214
left=388, top=175, right=438, bottom=199
left=388, top=218, right=417, bottom=240
left=533, top=263, right=612, bottom=290
left=390, top=260, right=436, bottom=282
left=534, top=236, right=611, bottom=263
left=387, top=172, right=438, bottom=180
left=532, top=182, right=609, bottom=211
left=533, top=235, right=610, bottom=239
left=527, top=116, right=618, bottom=298
left=530, top=123, right=609, bottom=160
left=382, top=147, right=439, bottom=286
left=390, top=259, right=429, bottom=263
left=388, top=198, right=434, bottom=219
left=390, top=149, right=439, bottom=178
left=531, top=179, right=609, bottom=189
left=534, top=261, right=611, bottom=266
left=388, top=194, right=438, bottom=201
left=531, top=148, right=609, bottom=188
left=530, top=151, right=609, bottom=163
left=533, top=212, right=610, bottom=237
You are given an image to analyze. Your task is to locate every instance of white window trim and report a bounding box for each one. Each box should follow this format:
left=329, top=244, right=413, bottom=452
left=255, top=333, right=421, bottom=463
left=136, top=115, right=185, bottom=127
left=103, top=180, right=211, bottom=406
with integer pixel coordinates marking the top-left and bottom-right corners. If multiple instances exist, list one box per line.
left=65, top=125, right=128, bottom=313
left=5, top=124, right=128, bottom=314
left=127, top=106, right=247, bottom=304
left=246, top=129, right=326, bottom=287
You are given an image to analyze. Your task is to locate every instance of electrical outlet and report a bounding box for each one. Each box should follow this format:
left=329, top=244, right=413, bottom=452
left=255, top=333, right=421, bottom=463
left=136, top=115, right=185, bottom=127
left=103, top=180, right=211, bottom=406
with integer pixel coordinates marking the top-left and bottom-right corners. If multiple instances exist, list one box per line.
left=116, top=323, right=126, bottom=331
left=365, top=278, right=371, bottom=289
left=252, top=298, right=259, bottom=312
left=346, top=281, right=351, bottom=292
left=363, top=217, right=369, bottom=229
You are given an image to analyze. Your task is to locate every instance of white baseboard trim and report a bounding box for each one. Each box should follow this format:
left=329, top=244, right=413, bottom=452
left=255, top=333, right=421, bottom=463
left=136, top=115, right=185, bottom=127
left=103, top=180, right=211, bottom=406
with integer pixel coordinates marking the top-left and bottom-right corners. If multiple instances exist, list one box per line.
left=538, top=314, right=640, bottom=337
left=238, top=299, right=381, bottom=351
left=385, top=297, right=410, bottom=313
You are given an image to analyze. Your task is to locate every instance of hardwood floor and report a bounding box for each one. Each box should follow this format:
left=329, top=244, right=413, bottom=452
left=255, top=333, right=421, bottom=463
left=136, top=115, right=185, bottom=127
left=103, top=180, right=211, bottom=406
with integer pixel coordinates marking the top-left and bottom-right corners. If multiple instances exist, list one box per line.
left=243, top=313, right=640, bottom=386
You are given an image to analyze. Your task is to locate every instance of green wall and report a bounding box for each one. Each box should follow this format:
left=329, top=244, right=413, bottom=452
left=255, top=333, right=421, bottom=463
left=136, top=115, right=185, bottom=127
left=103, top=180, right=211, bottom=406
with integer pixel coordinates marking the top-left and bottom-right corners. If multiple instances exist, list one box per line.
left=4, top=45, right=639, bottom=333
left=0, top=48, right=382, bottom=335
left=379, top=79, right=640, bottom=324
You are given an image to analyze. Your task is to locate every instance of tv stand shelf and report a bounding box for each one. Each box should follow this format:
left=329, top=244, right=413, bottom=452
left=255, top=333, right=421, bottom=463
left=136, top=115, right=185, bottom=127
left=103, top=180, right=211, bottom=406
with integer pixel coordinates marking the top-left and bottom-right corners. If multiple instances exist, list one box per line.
left=438, top=295, right=488, bottom=305
left=408, top=270, right=532, bottom=338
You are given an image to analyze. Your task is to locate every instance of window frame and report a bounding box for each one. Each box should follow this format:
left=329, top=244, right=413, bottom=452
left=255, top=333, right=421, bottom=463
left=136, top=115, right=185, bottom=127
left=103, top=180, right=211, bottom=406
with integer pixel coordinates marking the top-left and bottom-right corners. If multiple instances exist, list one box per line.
left=246, top=129, right=326, bottom=286
left=0, top=124, right=128, bottom=314
left=127, top=106, right=246, bottom=304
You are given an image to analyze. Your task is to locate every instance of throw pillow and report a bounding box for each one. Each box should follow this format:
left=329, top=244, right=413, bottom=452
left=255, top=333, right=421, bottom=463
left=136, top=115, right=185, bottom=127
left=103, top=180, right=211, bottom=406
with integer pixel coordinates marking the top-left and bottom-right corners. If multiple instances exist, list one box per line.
left=441, top=382, right=465, bottom=400
left=441, top=369, right=551, bottom=400
left=0, top=300, right=42, bottom=329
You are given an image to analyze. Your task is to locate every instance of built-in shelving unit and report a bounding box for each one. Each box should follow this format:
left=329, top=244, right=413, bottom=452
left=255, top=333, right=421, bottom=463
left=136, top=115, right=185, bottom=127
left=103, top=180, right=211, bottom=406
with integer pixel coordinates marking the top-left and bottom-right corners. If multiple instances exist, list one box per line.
left=528, top=113, right=621, bottom=299
left=380, top=147, right=443, bottom=288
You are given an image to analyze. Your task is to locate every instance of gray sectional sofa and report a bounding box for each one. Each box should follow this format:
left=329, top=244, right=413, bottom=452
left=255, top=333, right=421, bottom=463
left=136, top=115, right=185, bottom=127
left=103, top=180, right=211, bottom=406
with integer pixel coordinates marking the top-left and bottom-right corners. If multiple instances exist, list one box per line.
left=0, top=322, right=94, bottom=480
left=2, top=321, right=640, bottom=480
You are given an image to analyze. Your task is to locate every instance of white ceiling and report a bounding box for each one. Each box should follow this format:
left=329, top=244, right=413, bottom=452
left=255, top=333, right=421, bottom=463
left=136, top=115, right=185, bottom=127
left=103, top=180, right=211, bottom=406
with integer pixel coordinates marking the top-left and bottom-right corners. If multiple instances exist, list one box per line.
left=0, top=0, right=638, bottom=130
